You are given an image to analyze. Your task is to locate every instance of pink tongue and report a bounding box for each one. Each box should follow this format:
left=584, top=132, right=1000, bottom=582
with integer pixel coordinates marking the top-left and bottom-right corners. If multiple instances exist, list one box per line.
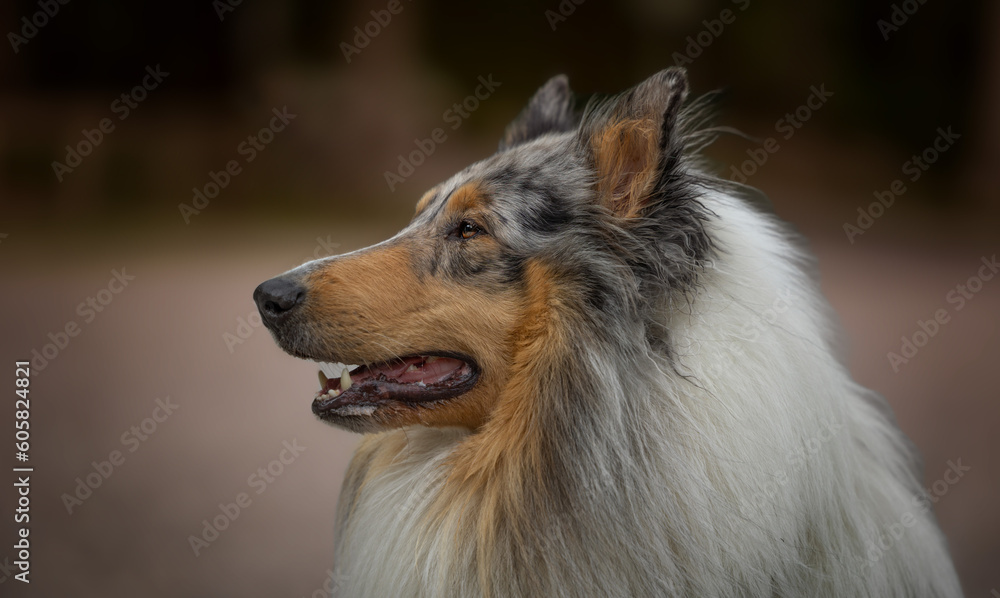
left=397, top=357, right=464, bottom=384
left=354, top=356, right=464, bottom=386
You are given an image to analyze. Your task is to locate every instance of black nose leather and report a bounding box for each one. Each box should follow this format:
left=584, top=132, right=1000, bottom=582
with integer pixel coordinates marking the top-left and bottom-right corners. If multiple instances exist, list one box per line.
left=254, top=276, right=306, bottom=327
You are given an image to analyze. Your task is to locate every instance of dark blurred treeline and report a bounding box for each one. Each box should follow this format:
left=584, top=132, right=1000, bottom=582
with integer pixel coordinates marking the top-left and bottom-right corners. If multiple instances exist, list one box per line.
left=0, top=0, right=995, bottom=224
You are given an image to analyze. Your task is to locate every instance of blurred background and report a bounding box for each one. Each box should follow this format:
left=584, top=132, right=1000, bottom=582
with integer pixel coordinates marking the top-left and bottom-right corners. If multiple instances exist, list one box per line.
left=0, top=0, right=997, bottom=596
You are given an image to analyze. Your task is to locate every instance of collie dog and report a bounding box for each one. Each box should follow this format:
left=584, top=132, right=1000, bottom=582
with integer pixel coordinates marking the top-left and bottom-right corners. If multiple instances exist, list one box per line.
left=254, top=68, right=963, bottom=597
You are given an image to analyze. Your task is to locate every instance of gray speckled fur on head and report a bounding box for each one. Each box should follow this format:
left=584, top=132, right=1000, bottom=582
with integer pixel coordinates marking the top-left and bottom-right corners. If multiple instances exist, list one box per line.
left=408, top=67, right=714, bottom=356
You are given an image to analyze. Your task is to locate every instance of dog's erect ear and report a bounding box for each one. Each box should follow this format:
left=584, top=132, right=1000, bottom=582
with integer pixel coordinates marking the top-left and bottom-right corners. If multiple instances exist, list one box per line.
left=579, top=68, right=689, bottom=219
left=500, top=75, right=576, bottom=150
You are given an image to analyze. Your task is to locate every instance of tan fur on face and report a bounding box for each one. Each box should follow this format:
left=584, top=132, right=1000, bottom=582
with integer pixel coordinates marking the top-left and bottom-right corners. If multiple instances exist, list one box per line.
left=414, top=186, right=439, bottom=217
left=332, top=261, right=564, bottom=580
left=301, top=233, right=519, bottom=430
left=421, top=260, right=566, bottom=596
left=445, top=181, right=489, bottom=215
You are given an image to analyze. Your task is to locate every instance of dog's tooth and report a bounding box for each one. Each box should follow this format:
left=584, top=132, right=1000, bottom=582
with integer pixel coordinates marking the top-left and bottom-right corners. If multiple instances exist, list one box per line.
left=341, top=367, right=352, bottom=391
left=406, top=364, right=419, bottom=372
left=426, top=356, right=440, bottom=363
left=318, top=370, right=329, bottom=390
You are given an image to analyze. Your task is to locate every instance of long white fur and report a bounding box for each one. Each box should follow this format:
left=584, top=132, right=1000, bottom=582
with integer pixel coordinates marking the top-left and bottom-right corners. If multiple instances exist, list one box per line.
left=331, top=188, right=963, bottom=597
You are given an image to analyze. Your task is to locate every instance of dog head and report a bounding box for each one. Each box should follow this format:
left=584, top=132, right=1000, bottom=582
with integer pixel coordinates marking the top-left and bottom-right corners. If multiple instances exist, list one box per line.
left=254, top=68, right=711, bottom=433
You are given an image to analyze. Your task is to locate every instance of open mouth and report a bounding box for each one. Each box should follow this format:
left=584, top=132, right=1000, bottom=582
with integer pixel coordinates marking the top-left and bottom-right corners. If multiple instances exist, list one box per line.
left=311, top=354, right=479, bottom=419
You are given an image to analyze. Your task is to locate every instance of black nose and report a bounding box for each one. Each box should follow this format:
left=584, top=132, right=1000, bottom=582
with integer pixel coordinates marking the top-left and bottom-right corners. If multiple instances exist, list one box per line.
left=254, top=276, right=306, bottom=327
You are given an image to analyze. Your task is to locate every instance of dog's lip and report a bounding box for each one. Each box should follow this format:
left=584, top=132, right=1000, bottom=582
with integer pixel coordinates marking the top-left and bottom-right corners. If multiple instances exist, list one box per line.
left=310, top=353, right=480, bottom=419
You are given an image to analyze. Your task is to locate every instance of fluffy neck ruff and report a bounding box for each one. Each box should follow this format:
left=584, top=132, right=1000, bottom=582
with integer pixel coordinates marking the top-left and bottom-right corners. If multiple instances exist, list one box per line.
left=332, top=194, right=963, bottom=598
left=336, top=257, right=690, bottom=596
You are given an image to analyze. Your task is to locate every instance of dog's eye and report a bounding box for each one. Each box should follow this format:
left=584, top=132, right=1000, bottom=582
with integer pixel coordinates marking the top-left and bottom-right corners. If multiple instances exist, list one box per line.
left=458, top=220, right=481, bottom=240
